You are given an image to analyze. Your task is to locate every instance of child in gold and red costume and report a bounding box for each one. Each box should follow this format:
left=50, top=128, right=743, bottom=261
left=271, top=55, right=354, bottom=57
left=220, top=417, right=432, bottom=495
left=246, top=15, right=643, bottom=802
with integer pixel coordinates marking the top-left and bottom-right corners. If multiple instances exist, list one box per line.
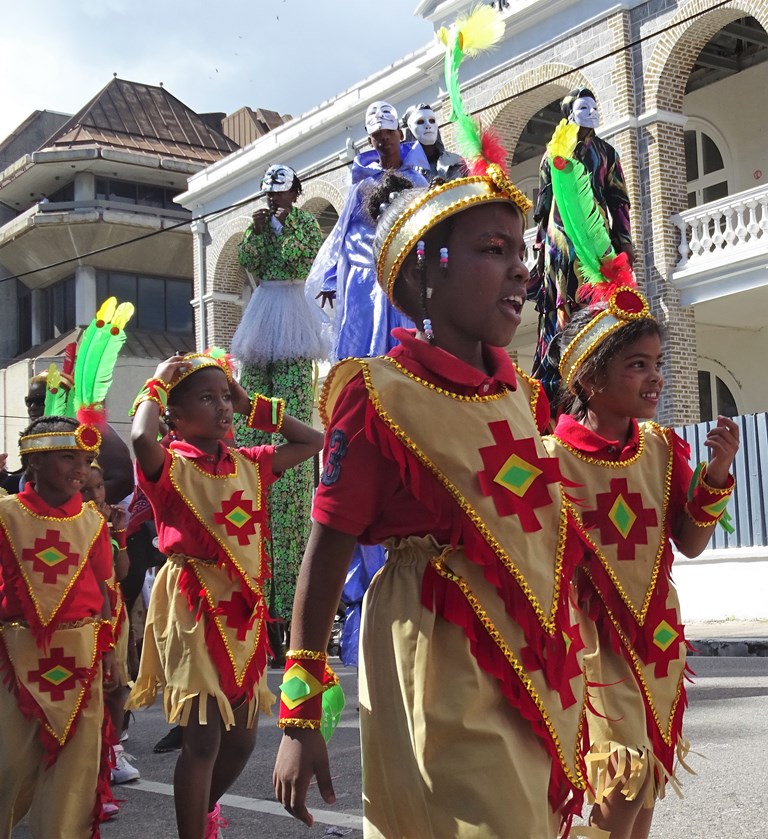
left=127, top=349, right=322, bottom=839
left=0, top=417, right=115, bottom=839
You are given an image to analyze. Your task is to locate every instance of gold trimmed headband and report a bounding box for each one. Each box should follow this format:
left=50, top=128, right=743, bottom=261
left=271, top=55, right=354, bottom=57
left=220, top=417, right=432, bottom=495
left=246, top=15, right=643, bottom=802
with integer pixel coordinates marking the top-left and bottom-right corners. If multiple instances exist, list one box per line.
left=376, top=164, right=532, bottom=303
left=169, top=350, right=234, bottom=392
left=19, top=424, right=102, bottom=455
left=559, top=287, right=653, bottom=391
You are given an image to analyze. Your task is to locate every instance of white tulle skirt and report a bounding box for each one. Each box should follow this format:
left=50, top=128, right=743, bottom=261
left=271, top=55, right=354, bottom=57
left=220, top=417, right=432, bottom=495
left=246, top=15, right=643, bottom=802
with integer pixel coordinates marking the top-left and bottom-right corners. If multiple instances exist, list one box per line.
left=231, top=279, right=329, bottom=365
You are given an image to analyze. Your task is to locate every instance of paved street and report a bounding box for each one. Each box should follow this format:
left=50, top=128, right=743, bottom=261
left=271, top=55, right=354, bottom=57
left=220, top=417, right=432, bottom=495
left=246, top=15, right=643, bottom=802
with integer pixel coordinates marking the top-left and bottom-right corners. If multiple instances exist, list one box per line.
left=12, top=656, right=768, bottom=838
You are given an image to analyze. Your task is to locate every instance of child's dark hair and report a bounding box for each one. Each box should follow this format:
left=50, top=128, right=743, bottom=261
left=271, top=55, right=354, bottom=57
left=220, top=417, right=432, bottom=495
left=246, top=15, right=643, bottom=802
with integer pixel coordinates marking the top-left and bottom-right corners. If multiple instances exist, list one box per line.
left=367, top=172, right=455, bottom=320
left=20, top=415, right=80, bottom=475
left=553, top=306, right=663, bottom=419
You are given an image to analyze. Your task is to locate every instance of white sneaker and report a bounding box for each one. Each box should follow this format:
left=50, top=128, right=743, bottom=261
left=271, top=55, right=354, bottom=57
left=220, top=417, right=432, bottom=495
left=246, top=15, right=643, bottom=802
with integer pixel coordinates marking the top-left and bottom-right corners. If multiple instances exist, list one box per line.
left=111, top=744, right=140, bottom=784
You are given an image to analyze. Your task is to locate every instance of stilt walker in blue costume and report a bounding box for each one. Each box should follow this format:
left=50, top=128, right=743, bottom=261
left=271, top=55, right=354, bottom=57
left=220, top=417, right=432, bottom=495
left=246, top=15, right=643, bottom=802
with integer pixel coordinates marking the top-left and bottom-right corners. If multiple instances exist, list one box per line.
left=306, top=102, right=430, bottom=665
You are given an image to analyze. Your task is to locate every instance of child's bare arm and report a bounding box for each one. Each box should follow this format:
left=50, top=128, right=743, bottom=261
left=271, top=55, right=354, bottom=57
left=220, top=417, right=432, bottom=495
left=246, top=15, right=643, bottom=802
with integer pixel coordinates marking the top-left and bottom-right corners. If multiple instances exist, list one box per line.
left=131, top=356, right=185, bottom=481
left=674, top=416, right=739, bottom=557
left=274, top=522, right=357, bottom=826
left=272, top=415, right=324, bottom=473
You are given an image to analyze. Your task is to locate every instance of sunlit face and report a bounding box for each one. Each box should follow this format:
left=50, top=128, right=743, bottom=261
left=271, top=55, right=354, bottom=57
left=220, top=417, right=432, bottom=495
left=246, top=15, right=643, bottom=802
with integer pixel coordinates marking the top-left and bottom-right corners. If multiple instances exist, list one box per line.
left=426, top=203, right=529, bottom=353
left=168, top=368, right=233, bottom=446
left=30, top=448, right=96, bottom=506
left=569, top=96, right=600, bottom=129
left=407, top=107, right=438, bottom=146
left=587, top=333, right=664, bottom=421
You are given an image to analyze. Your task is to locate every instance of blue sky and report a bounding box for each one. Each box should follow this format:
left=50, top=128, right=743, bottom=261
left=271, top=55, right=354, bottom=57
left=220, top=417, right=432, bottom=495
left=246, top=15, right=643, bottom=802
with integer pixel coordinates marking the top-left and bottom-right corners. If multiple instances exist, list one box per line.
left=1, top=0, right=435, bottom=141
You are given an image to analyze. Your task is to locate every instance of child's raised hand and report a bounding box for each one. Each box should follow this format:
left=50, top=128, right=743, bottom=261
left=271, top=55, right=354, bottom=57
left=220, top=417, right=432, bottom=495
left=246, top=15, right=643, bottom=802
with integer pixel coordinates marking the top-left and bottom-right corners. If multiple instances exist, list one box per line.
left=229, top=379, right=253, bottom=416
left=704, top=415, right=740, bottom=487
left=153, top=355, right=188, bottom=385
left=110, top=506, right=128, bottom=532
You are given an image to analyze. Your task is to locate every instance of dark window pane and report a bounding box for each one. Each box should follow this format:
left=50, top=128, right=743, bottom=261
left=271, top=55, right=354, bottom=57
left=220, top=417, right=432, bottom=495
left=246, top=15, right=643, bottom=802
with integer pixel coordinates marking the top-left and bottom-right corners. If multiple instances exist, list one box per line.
left=701, top=133, right=724, bottom=175
left=687, top=191, right=697, bottom=209
left=137, top=185, right=164, bottom=208
left=698, top=370, right=713, bottom=422
left=684, top=131, right=698, bottom=182
left=702, top=181, right=728, bottom=204
left=109, top=273, right=137, bottom=305
left=164, top=189, right=182, bottom=210
left=109, top=180, right=137, bottom=203
left=96, top=272, right=107, bottom=303
left=95, top=178, right=108, bottom=200
left=716, top=376, right=738, bottom=417
left=166, top=280, right=193, bottom=332
left=138, top=277, right=166, bottom=331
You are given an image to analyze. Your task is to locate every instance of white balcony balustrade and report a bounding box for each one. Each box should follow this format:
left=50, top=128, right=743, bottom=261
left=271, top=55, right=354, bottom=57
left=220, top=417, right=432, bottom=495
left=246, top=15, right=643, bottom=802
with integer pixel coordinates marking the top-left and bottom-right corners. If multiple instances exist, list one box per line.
left=672, top=183, right=768, bottom=273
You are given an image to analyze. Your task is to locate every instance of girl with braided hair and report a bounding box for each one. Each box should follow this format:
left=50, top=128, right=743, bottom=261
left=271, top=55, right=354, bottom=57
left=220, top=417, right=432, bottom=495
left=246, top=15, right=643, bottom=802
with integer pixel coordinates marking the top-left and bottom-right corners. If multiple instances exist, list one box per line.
left=274, top=169, right=591, bottom=838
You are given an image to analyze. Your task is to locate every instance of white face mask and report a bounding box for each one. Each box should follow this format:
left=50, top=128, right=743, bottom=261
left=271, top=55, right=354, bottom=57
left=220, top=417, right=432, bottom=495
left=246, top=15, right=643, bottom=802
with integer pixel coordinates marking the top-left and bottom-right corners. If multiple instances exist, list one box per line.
left=365, top=101, right=399, bottom=134
left=569, top=96, right=600, bottom=129
left=407, top=108, right=438, bottom=146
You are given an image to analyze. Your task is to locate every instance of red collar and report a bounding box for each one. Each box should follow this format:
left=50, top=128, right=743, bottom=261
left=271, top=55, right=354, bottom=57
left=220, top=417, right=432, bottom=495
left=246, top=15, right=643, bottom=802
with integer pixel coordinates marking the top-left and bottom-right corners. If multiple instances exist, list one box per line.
left=19, top=483, right=84, bottom=517
left=169, top=439, right=234, bottom=470
left=390, top=327, right=518, bottom=395
left=553, top=414, right=641, bottom=460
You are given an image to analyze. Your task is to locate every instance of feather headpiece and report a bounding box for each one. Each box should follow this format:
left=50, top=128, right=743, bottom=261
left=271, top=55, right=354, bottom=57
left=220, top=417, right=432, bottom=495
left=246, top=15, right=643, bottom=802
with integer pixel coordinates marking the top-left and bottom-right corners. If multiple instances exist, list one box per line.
left=437, top=5, right=508, bottom=177
left=74, top=297, right=136, bottom=426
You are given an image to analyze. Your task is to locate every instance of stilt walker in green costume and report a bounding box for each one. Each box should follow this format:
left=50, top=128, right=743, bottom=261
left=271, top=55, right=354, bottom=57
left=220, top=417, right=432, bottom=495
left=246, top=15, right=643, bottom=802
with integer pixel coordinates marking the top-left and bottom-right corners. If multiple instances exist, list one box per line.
left=232, top=164, right=327, bottom=641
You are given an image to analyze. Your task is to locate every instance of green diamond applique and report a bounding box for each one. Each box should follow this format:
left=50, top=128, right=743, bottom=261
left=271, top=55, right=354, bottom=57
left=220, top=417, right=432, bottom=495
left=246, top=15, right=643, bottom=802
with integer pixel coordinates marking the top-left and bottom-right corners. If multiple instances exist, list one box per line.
left=493, top=453, right=542, bottom=498
left=225, top=506, right=251, bottom=529
left=280, top=675, right=311, bottom=703
left=653, top=620, right=679, bottom=652
left=36, top=547, right=67, bottom=567
left=42, top=666, right=72, bottom=686
left=609, top=495, right=637, bottom=540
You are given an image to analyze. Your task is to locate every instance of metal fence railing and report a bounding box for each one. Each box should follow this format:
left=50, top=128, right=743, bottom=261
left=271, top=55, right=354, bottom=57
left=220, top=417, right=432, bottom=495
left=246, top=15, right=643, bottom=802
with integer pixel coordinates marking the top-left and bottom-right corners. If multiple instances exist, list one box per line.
left=676, top=413, right=768, bottom=550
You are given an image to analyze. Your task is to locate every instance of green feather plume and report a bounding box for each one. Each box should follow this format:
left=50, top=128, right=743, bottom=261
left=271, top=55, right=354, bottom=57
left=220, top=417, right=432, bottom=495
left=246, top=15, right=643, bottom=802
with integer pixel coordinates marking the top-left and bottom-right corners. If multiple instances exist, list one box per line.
left=547, top=120, right=614, bottom=285
left=74, top=298, right=135, bottom=417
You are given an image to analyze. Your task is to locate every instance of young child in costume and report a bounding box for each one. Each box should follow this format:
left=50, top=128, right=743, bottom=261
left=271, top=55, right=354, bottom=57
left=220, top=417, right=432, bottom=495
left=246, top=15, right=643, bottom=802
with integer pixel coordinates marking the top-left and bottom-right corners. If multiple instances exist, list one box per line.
left=80, top=463, right=139, bottom=804
left=539, top=121, right=739, bottom=839
left=127, top=350, right=322, bottom=839
left=545, top=295, right=738, bottom=839
left=0, top=417, right=115, bottom=839
left=275, top=15, right=594, bottom=832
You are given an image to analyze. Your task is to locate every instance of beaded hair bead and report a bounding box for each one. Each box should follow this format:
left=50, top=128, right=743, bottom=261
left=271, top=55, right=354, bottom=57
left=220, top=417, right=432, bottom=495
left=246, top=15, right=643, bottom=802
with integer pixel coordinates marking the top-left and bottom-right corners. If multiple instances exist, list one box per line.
left=416, top=240, right=426, bottom=270
left=422, top=317, right=434, bottom=344
left=439, top=247, right=449, bottom=273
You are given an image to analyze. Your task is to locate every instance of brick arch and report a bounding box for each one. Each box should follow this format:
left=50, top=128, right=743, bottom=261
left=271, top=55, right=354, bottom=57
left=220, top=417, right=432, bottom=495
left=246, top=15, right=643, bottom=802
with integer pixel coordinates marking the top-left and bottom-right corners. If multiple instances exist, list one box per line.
left=209, top=215, right=251, bottom=297
left=645, top=0, right=768, bottom=113
left=298, top=179, right=345, bottom=215
left=478, top=64, right=593, bottom=158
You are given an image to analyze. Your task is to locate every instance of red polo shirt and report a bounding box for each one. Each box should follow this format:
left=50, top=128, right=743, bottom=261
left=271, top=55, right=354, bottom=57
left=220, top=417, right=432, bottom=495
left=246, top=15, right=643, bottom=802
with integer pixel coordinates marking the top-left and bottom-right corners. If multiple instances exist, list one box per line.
left=312, top=328, right=550, bottom=542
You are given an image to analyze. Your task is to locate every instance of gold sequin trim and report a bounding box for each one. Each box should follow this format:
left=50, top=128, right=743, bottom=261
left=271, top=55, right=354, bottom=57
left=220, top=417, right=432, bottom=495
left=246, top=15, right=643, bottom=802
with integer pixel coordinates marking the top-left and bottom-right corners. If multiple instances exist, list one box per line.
left=431, top=551, right=585, bottom=789
left=277, top=717, right=321, bottom=730
left=551, top=423, right=646, bottom=469
left=286, top=649, right=328, bottom=661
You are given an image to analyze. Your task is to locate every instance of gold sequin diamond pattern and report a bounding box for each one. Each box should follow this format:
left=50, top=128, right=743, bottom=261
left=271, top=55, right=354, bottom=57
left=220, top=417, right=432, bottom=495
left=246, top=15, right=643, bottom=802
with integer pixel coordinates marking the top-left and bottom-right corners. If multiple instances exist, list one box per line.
left=43, top=665, right=73, bottom=686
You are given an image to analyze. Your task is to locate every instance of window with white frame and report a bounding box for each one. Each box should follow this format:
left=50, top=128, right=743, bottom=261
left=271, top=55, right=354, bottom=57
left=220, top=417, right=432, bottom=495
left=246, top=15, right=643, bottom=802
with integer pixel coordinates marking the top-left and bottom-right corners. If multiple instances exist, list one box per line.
left=685, top=126, right=729, bottom=208
left=698, top=359, right=741, bottom=421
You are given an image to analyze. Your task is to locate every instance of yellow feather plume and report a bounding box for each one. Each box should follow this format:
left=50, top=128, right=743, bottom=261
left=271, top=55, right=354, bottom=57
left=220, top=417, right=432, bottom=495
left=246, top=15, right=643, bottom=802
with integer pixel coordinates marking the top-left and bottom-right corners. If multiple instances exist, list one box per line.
left=453, top=5, right=505, bottom=56
left=547, top=119, right=579, bottom=160
left=46, top=363, right=60, bottom=390
left=112, top=302, right=136, bottom=331
left=96, top=296, right=117, bottom=322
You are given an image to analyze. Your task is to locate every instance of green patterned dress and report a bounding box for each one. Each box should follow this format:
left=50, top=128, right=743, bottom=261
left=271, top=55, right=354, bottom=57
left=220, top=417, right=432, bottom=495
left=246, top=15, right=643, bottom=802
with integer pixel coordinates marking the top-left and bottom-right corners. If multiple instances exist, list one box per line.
left=232, top=206, right=326, bottom=620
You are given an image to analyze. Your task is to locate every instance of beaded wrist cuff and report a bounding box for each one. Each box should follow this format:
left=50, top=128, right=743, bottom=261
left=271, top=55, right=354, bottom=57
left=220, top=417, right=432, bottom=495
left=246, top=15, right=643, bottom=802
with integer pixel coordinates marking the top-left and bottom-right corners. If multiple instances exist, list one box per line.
left=685, top=467, right=735, bottom=527
left=277, top=650, right=328, bottom=730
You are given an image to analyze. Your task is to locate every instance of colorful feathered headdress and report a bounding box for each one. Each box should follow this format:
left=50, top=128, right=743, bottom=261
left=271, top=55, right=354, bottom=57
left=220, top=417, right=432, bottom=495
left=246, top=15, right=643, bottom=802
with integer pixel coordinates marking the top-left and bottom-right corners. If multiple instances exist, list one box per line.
left=546, top=120, right=653, bottom=389
left=74, top=297, right=136, bottom=426
left=168, top=347, right=235, bottom=392
left=376, top=6, right=531, bottom=302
